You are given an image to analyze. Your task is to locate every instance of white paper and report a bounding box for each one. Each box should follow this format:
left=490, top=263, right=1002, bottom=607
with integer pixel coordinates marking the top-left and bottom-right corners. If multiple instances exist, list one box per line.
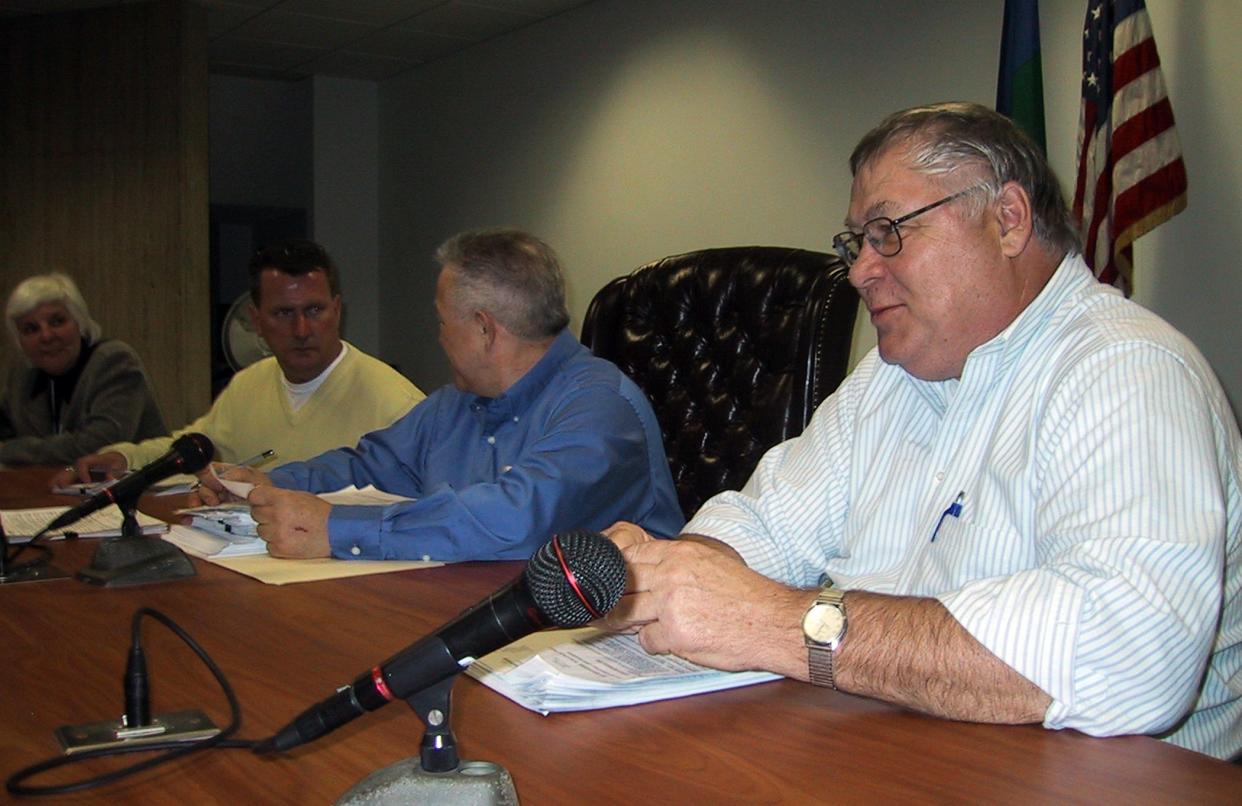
left=0, top=506, right=167, bottom=542
left=163, top=524, right=268, bottom=558
left=467, top=628, right=781, bottom=715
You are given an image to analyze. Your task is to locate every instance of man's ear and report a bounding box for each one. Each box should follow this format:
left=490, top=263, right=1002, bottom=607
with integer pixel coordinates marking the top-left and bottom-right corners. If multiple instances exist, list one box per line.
left=996, top=181, right=1034, bottom=257
left=475, top=309, right=498, bottom=348
left=249, top=303, right=267, bottom=340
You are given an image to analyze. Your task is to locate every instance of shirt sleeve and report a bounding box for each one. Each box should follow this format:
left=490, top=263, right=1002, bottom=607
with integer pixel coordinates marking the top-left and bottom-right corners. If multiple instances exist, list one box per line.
left=0, top=346, right=159, bottom=466
left=683, top=356, right=874, bottom=587
left=937, top=343, right=1231, bottom=738
left=270, top=386, right=666, bottom=562
left=108, top=401, right=220, bottom=469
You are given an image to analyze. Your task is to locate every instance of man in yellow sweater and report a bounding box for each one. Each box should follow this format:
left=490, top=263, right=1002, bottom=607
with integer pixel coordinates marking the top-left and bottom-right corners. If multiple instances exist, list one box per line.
left=52, top=240, right=423, bottom=483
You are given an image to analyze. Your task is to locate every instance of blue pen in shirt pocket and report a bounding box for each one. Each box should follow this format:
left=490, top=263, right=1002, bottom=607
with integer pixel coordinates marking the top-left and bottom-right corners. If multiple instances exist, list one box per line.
left=930, top=491, right=965, bottom=543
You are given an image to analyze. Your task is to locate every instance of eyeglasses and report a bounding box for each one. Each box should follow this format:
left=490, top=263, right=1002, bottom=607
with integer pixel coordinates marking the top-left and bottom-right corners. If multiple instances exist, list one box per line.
left=831, top=186, right=983, bottom=267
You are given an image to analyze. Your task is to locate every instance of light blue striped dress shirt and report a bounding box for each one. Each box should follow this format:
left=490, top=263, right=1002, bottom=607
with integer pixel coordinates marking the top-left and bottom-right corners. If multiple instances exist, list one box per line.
left=686, top=254, right=1241, bottom=759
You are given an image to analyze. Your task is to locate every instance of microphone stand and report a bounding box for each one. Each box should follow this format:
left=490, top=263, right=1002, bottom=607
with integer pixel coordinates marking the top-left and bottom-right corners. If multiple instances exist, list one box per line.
left=335, top=675, right=518, bottom=806
left=76, top=494, right=196, bottom=587
left=0, top=518, right=68, bottom=586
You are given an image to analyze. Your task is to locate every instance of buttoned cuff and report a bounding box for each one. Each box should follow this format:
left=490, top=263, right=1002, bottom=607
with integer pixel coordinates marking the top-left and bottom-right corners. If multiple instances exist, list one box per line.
left=327, top=504, right=388, bottom=559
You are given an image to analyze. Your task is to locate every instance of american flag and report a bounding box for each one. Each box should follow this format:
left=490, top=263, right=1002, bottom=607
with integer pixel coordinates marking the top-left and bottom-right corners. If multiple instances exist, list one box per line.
left=1072, top=0, right=1187, bottom=295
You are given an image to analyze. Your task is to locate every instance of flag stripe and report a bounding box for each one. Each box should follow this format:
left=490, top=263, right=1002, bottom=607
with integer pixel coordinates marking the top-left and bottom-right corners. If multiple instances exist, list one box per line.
left=1115, top=162, right=1188, bottom=242
left=1112, top=97, right=1175, bottom=161
left=1071, top=0, right=1187, bottom=295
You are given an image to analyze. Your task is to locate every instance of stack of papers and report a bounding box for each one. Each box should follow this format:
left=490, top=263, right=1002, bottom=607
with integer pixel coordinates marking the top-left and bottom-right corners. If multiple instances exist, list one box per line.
left=467, top=627, right=781, bottom=714
left=182, top=503, right=259, bottom=537
left=163, top=524, right=267, bottom=558
left=0, top=506, right=168, bottom=542
left=170, top=485, right=418, bottom=559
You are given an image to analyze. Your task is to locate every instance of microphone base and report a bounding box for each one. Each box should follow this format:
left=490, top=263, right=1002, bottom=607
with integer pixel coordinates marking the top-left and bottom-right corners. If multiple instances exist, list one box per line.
left=76, top=536, right=197, bottom=587
left=55, top=709, right=220, bottom=754
left=336, top=758, right=519, bottom=806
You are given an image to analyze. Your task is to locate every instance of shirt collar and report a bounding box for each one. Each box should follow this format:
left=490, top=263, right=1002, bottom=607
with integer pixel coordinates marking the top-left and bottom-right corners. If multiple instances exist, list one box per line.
left=964, top=253, right=1091, bottom=366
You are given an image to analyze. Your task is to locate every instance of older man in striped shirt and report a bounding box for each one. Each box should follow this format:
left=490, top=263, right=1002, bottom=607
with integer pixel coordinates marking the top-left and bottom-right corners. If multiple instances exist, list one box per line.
left=603, top=102, right=1240, bottom=760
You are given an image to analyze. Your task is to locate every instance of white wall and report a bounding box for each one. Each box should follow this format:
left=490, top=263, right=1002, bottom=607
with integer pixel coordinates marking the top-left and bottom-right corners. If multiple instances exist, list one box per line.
left=313, top=76, right=382, bottom=356
left=378, top=0, right=1242, bottom=422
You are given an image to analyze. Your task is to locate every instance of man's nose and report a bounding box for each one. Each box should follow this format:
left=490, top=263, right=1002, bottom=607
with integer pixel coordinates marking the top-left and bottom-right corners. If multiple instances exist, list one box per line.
left=847, top=244, right=885, bottom=290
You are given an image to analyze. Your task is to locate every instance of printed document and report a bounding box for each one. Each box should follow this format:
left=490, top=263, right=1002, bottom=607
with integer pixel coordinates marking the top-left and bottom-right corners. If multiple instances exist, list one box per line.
left=468, top=627, right=781, bottom=714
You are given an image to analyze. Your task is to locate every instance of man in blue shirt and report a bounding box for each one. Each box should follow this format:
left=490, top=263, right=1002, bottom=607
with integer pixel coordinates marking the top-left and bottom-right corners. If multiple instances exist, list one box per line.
left=201, top=229, right=683, bottom=562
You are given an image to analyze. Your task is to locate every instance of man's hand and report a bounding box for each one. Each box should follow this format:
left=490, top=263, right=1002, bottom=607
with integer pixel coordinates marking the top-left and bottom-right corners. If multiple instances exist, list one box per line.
left=600, top=538, right=811, bottom=678
left=49, top=451, right=128, bottom=489
left=188, top=464, right=271, bottom=507
left=602, top=521, right=656, bottom=551
left=248, top=486, right=331, bottom=559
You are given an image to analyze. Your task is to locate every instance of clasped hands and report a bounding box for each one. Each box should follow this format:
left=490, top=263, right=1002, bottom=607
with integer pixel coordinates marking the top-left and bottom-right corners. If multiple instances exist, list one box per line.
left=599, top=522, right=811, bottom=679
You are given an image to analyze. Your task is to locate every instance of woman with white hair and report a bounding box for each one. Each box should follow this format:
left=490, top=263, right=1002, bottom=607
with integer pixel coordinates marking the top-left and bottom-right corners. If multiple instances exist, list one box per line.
left=0, top=272, right=166, bottom=465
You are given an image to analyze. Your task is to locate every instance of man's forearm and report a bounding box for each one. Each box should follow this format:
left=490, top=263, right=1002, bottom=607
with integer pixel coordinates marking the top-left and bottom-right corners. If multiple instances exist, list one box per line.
left=835, top=591, right=1051, bottom=724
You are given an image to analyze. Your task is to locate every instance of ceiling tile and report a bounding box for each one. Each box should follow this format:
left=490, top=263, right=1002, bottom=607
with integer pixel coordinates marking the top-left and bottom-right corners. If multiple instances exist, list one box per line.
left=206, top=1, right=262, bottom=38
left=226, top=9, right=378, bottom=49
left=273, top=0, right=443, bottom=27
left=209, top=36, right=328, bottom=71
left=465, top=0, right=588, bottom=17
left=303, top=49, right=420, bottom=81
left=394, top=0, right=531, bottom=41
left=352, top=26, right=468, bottom=62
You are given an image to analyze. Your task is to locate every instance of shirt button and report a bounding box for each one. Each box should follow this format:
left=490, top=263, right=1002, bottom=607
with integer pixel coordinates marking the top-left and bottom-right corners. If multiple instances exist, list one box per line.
left=487, top=436, right=496, bottom=445
left=513, top=416, right=519, bottom=422
left=935, top=472, right=945, bottom=483
left=350, top=546, right=361, bottom=556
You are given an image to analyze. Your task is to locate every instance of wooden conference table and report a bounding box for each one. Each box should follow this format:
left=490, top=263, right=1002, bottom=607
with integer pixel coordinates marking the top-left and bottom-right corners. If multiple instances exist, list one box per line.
left=1, top=467, right=1239, bottom=804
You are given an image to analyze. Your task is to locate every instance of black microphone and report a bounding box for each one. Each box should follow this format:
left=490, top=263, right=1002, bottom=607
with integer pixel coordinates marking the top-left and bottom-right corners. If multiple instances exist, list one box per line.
left=256, top=529, right=626, bottom=754
left=44, top=433, right=214, bottom=534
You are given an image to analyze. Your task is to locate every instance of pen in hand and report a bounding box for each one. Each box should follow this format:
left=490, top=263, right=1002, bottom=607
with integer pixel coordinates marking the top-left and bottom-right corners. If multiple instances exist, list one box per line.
left=233, top=449, right=276, bottom=469
left=191, top=449, right=275, bottom=491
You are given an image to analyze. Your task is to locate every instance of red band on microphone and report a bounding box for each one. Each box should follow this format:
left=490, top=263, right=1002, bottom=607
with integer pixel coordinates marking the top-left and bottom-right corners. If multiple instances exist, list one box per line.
left=553, top=535, right=602, bottom=619
left=371, top=666, right=394, bottom=701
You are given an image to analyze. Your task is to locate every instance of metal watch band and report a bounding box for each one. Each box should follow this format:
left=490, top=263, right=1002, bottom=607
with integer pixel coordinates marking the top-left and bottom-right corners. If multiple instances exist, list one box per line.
left=808, top=644, right=835, bottom=688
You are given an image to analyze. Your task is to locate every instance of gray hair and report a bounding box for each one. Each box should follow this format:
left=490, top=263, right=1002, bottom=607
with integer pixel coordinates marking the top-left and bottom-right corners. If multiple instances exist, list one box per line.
left=849, top=102, right=1080, bottom=255
left=5, top=272, right=102, bottom=347
left=435, top=229, right=570, bottom=340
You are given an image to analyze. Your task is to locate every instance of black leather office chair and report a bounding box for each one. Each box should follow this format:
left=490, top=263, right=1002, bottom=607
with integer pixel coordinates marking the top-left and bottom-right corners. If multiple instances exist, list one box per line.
left=581, top=246, right=859, bottom=519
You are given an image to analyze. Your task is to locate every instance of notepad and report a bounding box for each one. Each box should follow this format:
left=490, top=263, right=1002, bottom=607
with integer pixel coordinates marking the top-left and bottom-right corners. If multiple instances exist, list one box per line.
left=0, top=506, right=169, bottom=543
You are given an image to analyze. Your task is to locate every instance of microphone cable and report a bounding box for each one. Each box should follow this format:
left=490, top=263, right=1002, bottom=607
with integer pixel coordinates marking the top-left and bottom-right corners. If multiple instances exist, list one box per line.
left=5, top=607, right=262, bottom=797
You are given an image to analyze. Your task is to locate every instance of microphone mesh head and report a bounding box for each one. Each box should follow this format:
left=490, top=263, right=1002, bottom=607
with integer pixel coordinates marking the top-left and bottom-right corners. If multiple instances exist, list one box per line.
left=525, top=530, right=626, bottom=627
left=172, top=433, right=215, bottom=473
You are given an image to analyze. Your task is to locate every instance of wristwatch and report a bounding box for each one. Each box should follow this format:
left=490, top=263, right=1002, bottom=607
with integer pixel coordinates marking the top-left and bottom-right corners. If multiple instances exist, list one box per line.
left=801, top=586, right=847, bottom=688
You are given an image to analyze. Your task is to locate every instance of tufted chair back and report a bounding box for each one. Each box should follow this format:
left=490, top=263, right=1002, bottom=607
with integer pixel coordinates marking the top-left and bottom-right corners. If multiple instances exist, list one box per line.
left=581, top=246, right=858, bottom=519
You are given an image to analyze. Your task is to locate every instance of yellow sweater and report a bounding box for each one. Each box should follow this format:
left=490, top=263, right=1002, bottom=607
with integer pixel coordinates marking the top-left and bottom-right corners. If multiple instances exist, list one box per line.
left=107, top=343, right=423, bottom=470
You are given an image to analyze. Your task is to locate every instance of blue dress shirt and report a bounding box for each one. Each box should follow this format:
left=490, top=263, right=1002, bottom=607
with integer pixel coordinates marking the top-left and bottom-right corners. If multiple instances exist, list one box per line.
left=268, top=330, right=683, bottom=562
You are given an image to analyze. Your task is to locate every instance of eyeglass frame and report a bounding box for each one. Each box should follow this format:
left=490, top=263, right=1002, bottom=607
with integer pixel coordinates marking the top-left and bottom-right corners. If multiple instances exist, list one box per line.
left=831, top=185, right=986, bottom=267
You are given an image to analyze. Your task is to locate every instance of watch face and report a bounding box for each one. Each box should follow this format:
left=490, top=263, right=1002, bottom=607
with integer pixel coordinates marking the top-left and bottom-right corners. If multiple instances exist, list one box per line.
left=802, top=604, right=845, bottom=644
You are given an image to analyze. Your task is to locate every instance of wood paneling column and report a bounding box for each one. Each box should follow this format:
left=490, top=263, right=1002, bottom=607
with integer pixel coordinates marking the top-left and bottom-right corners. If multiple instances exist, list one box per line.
left=0, top=0, right=209, bottom=430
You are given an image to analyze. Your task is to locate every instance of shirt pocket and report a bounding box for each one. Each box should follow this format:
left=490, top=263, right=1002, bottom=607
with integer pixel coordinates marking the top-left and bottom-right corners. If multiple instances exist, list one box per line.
left=921, top=514, right=1037, bottom=590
